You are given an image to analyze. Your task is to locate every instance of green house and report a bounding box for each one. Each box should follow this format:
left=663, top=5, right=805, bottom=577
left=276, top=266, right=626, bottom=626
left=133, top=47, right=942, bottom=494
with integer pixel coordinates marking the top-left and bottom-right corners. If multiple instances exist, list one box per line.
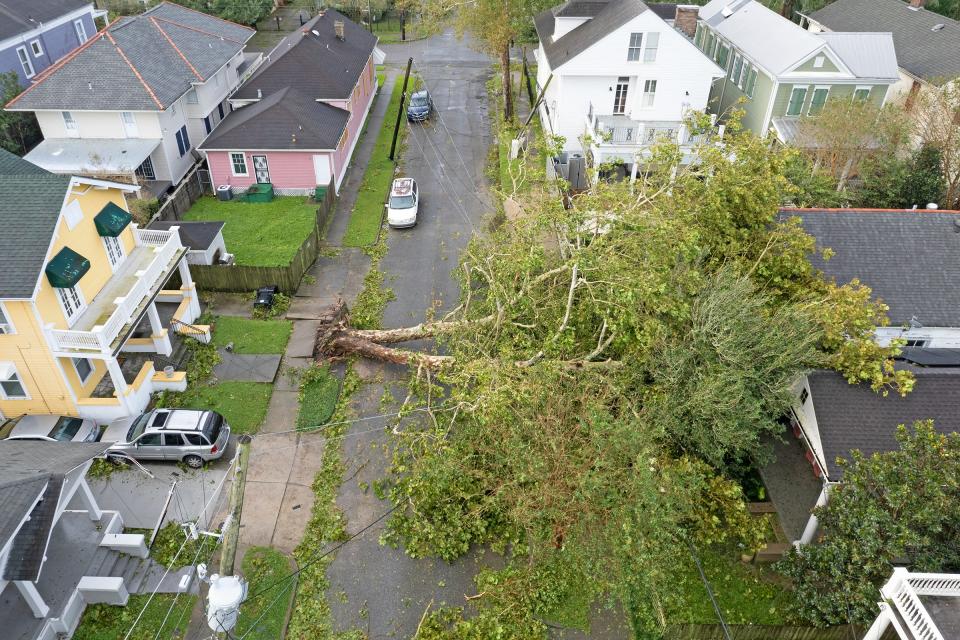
left=690, top=0, right=900, bottom=144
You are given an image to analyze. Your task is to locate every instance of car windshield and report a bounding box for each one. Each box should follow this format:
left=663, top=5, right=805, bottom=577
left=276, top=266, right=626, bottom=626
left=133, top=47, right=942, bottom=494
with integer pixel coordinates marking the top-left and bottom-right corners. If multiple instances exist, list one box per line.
left=390, top=194, right=415, bottom=209
left=49, top=417, right=84, bottom=441
left=126, top=414, right=151, bottom=443
left=410, top=95, right=429, bottom=107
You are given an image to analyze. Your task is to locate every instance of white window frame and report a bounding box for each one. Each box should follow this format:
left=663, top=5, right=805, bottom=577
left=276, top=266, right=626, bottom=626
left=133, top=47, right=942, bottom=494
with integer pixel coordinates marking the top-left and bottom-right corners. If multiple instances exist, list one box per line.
left=786, top=85, right=808, bottom=117
left=30, top=40, right=43, bottom=57
left=120, top=111, right=138, bottom=137
left=55, top=285, right=87, bottom=327
left=62, top=111, right=79, bottom=137
left=731, top=53, right=743, bottom=84
left=853, top=85, right=872, bottom=102
left=0, top=302, right=14, bottom=335
left=807, top=85, right=830, bottom=116
left=102, top=234, right=125, bottom=270
left=643, top=32, right=659, bottom=63
left=738, top=62, right=750, bottom=90
left=72, top=357, right=93, bottom=385
left=813, top=55, right=825, bottom=69
left=74, top=19, right=88, bottom=44
left=16, top=46, right=35, bottom=79
left=642, top=79, right=657, bottom=108
left=627, top=33, right=643, bottom=62
left=0, top=364, right=29, bottom=400
left=229, top=152, right=248, bottom=176
left=613, top=77, right=630, bottom=115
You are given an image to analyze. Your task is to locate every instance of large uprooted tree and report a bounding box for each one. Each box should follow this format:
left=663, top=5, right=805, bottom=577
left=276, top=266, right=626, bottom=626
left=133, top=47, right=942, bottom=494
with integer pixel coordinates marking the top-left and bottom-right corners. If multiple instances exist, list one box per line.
left=315, top=121, right=911, bottom=635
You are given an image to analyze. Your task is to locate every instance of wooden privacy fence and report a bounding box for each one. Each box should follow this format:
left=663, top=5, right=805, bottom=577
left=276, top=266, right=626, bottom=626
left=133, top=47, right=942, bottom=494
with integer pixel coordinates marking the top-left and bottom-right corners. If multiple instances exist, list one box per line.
left=663, top=624, right=862, bottom=640
left=189, top=183, right=336, bottom=293
left=152, top=163, right=212, bottom=223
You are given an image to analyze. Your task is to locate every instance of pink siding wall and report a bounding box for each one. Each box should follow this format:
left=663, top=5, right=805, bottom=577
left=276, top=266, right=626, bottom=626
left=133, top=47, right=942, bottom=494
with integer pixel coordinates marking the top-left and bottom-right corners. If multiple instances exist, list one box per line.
left=205, top=54, right=378, bottom=194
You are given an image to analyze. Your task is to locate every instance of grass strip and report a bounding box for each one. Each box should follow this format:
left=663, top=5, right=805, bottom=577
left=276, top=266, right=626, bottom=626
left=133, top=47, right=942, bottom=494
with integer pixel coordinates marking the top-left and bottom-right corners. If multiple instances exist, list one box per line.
left=174, top=381, right=272, bottom=434
left=211, top=316, right=292, bottom=354
left=235, top=547, right=296, bottom=640
left=297, top=365, right=341, bottom=430
left=73, top=594, right=197, bottom=640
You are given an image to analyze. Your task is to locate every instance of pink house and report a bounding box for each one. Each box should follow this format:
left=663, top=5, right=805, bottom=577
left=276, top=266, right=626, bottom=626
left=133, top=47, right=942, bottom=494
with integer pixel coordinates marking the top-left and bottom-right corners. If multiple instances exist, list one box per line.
left=200, top=10, right=384, bottom=195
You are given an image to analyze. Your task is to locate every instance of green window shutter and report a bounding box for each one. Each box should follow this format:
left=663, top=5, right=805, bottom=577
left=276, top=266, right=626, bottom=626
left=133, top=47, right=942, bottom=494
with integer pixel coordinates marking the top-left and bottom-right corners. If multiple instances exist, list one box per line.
left=45, top=247, right=90, bottom=288
left=808, top=87, right=829, bottom=115
left=93, top=201, right=133, bottom=237
left=746, top=67, right=758, bottom=97
left=786, top=87, right=807, bottom=116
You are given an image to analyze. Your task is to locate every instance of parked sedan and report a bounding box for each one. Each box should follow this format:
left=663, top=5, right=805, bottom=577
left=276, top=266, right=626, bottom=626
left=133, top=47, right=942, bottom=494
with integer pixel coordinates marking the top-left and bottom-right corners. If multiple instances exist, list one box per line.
left=101, top=409, right=231, bottom=468
left=406, top=90, right=433, bottom=122
left=387, top=177, right=419, bottom=228
left=1, top=414, right=99, bottom=442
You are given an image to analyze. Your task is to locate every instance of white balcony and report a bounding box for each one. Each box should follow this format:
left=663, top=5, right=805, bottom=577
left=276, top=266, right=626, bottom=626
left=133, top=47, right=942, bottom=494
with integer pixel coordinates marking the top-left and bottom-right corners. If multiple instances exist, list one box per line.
left=47, top=228, right=188, bottom=356
left=588, top=113, right=689, bottom=146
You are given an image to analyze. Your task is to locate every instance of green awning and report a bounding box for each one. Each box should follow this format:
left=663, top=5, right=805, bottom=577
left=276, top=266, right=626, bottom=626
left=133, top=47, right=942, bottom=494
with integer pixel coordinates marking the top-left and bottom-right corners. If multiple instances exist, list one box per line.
left=94, top=202, right=132, bottom=237
left=45, top=247, right=90, bottom=289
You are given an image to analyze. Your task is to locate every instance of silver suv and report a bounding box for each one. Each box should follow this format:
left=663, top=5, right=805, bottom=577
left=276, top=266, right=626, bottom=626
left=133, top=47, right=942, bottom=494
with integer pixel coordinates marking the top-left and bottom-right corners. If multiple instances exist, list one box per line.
left=101, top=409, right=231, bottom=468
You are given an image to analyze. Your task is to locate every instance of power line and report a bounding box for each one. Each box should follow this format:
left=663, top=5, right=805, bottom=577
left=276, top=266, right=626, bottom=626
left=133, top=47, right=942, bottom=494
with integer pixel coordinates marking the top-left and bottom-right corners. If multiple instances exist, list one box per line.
left=405, top=118, right=477, bottom=231
left=151, top=534, right=214, bottom=640
left=687, top=540, right=733, bottom=640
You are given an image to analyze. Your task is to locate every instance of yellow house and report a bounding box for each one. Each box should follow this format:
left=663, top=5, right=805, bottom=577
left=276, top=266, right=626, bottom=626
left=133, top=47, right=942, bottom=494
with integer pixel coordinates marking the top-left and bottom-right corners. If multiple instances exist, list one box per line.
left=0, top=150, right=209, bottom=423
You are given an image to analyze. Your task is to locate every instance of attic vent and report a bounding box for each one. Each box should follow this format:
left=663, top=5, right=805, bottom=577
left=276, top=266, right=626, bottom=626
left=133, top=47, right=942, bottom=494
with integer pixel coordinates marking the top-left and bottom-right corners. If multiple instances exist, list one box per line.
left=334, top=20, right=345, bottom=40
left=721, top=5, right=733, bottom=17
left=932, top=23, right=945, bottom=31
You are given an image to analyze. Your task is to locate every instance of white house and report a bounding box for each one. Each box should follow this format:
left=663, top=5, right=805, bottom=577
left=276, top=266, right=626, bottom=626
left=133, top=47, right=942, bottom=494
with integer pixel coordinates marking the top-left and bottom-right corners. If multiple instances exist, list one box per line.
left=5, top=2, right=262, bottom=196
left=533, top=0, right=725, bottom=174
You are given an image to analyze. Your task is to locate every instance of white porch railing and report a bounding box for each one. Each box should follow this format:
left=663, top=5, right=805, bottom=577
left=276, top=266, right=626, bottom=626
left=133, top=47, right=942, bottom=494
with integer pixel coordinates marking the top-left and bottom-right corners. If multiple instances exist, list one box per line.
left=48, top=229, right=182, bottom=354
left=587, top=112, right=686, bottom=146
left=880, top=568, right=947, bottom=640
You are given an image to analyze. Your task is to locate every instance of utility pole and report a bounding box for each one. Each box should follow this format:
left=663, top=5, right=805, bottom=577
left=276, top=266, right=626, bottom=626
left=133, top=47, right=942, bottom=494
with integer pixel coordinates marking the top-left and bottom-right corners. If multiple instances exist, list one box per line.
left=218, top=434, right=251, bottom=576
left=367, top=0, right=373, bottom=32
left=389, top=57, right=414, bottom=161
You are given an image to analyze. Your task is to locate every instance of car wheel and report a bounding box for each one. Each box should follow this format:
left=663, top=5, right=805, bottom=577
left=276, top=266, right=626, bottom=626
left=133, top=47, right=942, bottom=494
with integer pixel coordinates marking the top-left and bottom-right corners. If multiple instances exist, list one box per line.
left=183, top=455, right=203, bottom=469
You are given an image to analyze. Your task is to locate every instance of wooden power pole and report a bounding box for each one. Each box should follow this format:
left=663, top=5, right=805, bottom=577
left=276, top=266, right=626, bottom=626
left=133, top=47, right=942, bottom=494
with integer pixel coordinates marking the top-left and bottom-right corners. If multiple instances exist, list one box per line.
left=218, top=435, right=252, bottom=576
left=389, top=58, right=414, bottom=161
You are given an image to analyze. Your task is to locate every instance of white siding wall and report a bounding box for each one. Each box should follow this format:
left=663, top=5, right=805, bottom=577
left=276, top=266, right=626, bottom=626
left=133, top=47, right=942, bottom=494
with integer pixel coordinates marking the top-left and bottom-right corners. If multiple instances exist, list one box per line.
left=875, top=326, right=960, bottom=349
left=35, top=110, right=163, bottom=140
left=553, top=16, right=590, bottom=39
left=157, top=98, right=195, bottom=184
left=792, top=376, right=829, bottom=477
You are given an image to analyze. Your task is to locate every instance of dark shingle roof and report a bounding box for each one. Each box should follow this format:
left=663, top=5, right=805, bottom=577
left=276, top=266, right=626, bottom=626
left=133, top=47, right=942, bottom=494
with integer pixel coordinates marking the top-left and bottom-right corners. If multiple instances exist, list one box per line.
left=808, top=0, right=960, bottom=84
left=535, top=0, right=650, bottom=69
left=148, top=220, right=225, bottom=250
left=648, top=2, right=678, bottom=20
left=556, top=1, right=610, bottom=16
left=0, top=148, right=48, bottom=175
left=201, top=86, right=349, bottom=151
left=782, top=209, right=960, bottom=327
left=0, top=441, right=110, bottom=581
left=7, top=2, right=254, bottom=111
left=0, top=0, right=91, bottom=41
left=807, top=369, right=960, bottom=479
left=232, top=10, right=377, bottom=101
left=0, top=167, right=71, bottom=298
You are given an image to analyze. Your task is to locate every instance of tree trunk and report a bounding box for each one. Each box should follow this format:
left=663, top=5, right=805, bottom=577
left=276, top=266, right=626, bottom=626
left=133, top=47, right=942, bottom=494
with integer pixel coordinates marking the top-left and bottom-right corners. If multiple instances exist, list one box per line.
left=327, top=333, right=452, bottom=368
left=780, top=0, right=795, bottom=20
left=501, top=42, right=513, bottom=122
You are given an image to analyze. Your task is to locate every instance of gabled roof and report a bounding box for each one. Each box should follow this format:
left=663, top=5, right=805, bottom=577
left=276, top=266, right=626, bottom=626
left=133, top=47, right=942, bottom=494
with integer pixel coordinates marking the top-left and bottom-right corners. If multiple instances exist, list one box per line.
left=816, top=32, right=899, bottom=80
left=200, top=86, right=349, bottom=151
left=808, top=0, right=960, bottom=85
left=7, top=2, right=254, bottom=112
left=0, top=152, right=71, bottom=299
left=0, top=0, right=91, bottom=41
left=806, top=368, right=960, bottom=479
left=534, top=0, right=652, bottom=70
left=781, top=208, right=960, bottom=328
left=232, top=10, right=377, bottom=102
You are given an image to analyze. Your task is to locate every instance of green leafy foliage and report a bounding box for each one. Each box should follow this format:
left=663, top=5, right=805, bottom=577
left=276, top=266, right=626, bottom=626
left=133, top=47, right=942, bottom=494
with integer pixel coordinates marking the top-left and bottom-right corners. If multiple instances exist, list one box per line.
left=73, top=594, right=197, bottom=640
left=132, top=522, right=202, bottom=569
left=0, top=72, right=41, bottom=155
left=236, top=547, right=295, bottom=640
left=779, top=422, right=960, bottom=626
left=178, top=0, right=274, bottom=25
left=855, top=144, right=947, bottom=209
left=350, top=236, right=395, bottom=329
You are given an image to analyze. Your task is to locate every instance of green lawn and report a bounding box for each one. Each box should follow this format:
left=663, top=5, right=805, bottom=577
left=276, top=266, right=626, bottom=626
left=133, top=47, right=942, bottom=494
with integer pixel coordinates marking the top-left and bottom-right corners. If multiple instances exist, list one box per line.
left=183, top=197, right=317, bottom=266
left=297, top=365, right=340, bottom=431
left=73, top=594, right=197, bottom=640
left=235, top=547, right=296, bottom=639
left=211, top=316, right=292, bottom=354
left=175, top=381, right=273, bottom=434
left=342, top=76, right=407, bottom=247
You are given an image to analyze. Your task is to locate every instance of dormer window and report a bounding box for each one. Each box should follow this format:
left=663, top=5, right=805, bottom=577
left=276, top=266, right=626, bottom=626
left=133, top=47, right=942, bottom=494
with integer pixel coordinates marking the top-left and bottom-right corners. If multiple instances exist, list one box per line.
left=628, top=33, right=643, bottom=61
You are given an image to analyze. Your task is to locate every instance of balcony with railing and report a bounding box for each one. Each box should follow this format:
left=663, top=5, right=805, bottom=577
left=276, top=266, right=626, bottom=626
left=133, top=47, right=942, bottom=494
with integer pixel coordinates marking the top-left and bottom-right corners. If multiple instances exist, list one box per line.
left=47, top=227, right=188, bottom=355
left=584, top=105, right=721, bottom=151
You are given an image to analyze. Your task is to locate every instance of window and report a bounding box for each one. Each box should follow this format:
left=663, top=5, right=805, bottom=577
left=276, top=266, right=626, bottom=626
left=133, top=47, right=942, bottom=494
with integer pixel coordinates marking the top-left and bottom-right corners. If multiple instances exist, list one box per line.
left=628, top=33, right=643, bottom=61
left=717, top=44, right=730, bottom=68
left=56, top=286, right=85, bottom=324
left=904, top=339, right=928, bottom=348
left=230, top=152, right=247, bottom=176
left=120, top=111, right=137, bottom=137
left=62, top=111, right=78, bottom=137
left=786, top=86, right=808, bottom=116
left=0, top=304, right=12, bottom=334
left=175, top=125, right=190, bottom=157
left=642, top=79, right=657, bottom=108
left=853, top=86, right=871, bottom=102
left=218, top=103, right=225, bottom=120
left=799, top=388, right=809, bottom=404
left=103, top=235, right=124, bottom=268
left=185, top=433, right=207, bottom=446
left=138, top=433, right=163, bottom=446
left=30, top=40, right=43, bottom=57
left=644, top=33, right=659, bottom=62
left=0, top=365, right=27, bottom=400
left=73, top=358, right=93, bottom=384
left=731, top=54, right=743, bottom=84
left=613, top=77, right=629, bottom=114
left=744, top=67, right=758, bottom=98
left=74, top=19, right=88, bottom=44
left=16, top=47, right=34, bottom=79
left=203, top=115, right=212, bottom=134
left=164, top=433, right=186, bottom=446
left=49, top=417, right=83, bottom=441
left=136, top=157, right=156, bottom=181
left=808, top=86, right=829, bottom=115
left=813, top=55, right=824, bottom=69
left=186, top=89, right=198, bottom=104
left=694, top=24, right=703, bottom=48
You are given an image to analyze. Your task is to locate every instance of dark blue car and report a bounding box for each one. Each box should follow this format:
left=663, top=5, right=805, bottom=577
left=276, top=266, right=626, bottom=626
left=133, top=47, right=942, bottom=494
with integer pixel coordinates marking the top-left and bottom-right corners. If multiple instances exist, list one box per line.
left=407, top=90, right=433, bottom=122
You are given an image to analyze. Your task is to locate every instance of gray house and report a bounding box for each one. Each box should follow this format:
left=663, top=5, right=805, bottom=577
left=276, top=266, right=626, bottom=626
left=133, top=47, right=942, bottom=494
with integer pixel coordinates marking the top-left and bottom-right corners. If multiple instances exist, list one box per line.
left=0, top=0, right=102, bottom=86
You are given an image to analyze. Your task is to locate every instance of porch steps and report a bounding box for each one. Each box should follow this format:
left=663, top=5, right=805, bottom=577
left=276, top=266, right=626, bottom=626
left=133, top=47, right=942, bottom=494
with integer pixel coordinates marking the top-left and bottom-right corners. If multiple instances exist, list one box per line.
left=86, top=546, right=197, bottom=595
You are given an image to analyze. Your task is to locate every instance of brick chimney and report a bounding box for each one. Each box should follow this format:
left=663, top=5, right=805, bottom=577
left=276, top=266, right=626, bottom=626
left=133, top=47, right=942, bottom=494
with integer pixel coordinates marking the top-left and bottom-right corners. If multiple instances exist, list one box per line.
left=334, top=20, right=345, bottom=40
left=910, top=0, right=925, bottom=7
left=675, top=5, right=699, bottom=38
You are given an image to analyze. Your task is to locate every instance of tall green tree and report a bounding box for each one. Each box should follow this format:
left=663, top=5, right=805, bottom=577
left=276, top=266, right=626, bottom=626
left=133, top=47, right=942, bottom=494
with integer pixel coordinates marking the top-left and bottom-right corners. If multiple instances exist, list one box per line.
left=0, top=72, right=41, bottom=155
left=779, top=422, right=960, bottom=626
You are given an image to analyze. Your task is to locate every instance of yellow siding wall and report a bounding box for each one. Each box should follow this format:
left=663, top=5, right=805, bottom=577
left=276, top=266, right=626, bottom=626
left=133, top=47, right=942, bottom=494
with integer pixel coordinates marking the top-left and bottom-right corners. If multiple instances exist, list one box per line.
left=0, top=301, right=76, bottom=417
left=35, top=187, right=136, bottom=330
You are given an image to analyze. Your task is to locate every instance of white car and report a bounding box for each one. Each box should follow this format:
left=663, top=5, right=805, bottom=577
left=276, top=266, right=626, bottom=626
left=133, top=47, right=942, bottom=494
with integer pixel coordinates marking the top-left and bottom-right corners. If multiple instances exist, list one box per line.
left=387, top=177, right=419, bottom=228
left=1, top=414, right=100, bottom=442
